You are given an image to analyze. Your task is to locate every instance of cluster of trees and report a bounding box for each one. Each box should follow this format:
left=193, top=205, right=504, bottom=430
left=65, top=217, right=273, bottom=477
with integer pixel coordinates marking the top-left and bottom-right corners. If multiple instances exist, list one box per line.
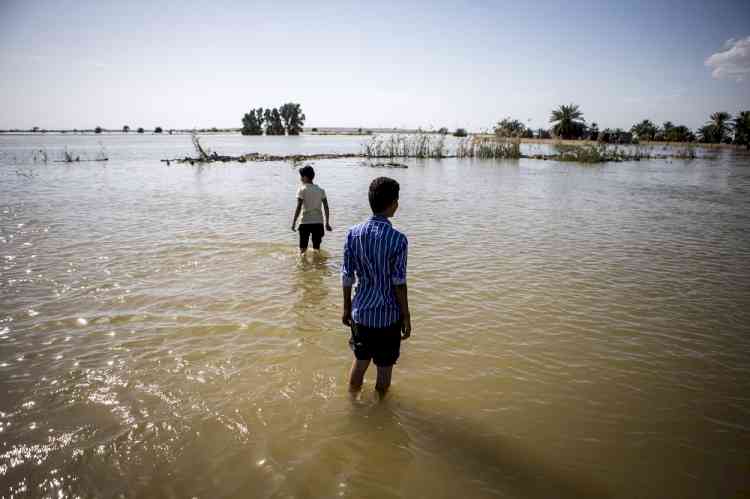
left=18, top=126, right=159, bottom=134
left=94, top=126, right=158, bottom=134
left=630, top=120, right=694, bottom=142
left=241, top=103, right=305, bottom=136
left=696, top=111, right=750, bottom=145
left=630, top=112, right=748, bottom=146
left=495, top=118, right=534, bottom=138
left=493, top=104, right=750, bottom=148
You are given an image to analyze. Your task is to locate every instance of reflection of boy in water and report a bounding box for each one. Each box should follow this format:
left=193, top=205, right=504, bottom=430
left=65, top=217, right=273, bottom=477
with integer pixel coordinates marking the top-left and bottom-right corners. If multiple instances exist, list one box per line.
left=341, top=177, right=411, bottom=396
left=292, top=166, right=332, bottom=254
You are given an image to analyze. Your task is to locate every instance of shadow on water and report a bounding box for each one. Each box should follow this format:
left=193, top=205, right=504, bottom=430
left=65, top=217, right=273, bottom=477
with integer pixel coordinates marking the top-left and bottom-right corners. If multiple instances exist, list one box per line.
left=290, top=251, right=332, bottom=334
left=345, top=396, right=612, bottom=499
left=293, top=251, right=330, bottom=303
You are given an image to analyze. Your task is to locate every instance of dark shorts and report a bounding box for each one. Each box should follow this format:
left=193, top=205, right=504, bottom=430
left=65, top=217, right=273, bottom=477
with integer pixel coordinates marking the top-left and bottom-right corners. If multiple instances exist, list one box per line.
left=298, top=223, right=324, bottom=250
left=349, top=321, right=402, bottom=367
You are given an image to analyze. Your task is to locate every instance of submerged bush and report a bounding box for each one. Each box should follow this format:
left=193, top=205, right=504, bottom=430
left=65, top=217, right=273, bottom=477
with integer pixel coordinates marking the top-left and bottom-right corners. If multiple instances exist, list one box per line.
left=553, top=143, right=653, bottom=163
left=362, top=133, right=446, bottom=159
left=456, top=137, right=521, bottom=159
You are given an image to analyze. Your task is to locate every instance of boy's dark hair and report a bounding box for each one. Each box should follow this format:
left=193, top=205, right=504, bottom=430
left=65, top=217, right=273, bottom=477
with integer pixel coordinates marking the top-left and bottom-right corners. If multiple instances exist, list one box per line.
left=369, top=177, right=400, bottom=214
left=299, top=165, right=315, bottom=180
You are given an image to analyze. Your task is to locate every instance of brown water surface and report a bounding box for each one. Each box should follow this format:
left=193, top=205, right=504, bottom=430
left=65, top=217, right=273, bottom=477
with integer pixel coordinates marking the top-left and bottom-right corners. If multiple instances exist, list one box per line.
left=1, top=134, right=749, bottom=498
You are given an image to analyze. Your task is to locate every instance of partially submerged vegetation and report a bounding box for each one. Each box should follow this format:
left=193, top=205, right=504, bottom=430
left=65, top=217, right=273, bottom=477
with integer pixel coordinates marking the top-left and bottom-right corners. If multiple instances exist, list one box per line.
left=361, top=133, right=447, bottom=159
left=161, top=132, right=704, bottom=166
left=30, top=145, right=109, bottom=163
left=161, top=134, right=359, bottom=165
left=529, top=142, right=698, bottom=163
left=456, top=136, right=522, bottom=159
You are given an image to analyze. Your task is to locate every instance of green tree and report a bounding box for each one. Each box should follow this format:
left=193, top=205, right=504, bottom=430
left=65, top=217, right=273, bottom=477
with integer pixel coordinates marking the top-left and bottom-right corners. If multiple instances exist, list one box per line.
left=122, top=125, right=130, bottom=133
left=630, top=119, right=658, bottom=141
left=279, top=102, right=305, bottom=135
left=494, top=117, right=527, bottom=138
left=137, top=127, right=144, bottom=134
left=32, top=126, right=40, bottom=132
left=661, top=124, right=695, bottom=143
left=154, top=126, right=163, bottom=133
left=598, top=128, right=633, bottom=144
left=263, top=109, right=274, bottom=135
left=733, top=111, right=750, bottom=148
left=241, top=108, right=264, bottom=135
left=550, top=104, right=585, bottom=139
left=704, top=112, right=732, bottom=143
left=453, top=128, right=468, bottom=137
left=94, top=126, right=103, bottom=134
left=536, top=128, right=551, bottom=139
left=265, top=108, right=285, bottom=135
left=697, top=125, right=714, bottom=143
left=438, top=127, right=449, bottom=135
left=586, top=122, right=600, bottom=141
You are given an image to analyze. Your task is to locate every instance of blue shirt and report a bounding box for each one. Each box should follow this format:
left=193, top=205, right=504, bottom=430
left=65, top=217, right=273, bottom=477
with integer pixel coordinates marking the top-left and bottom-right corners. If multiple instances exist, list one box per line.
left=341, top=215, right=408, bottom=328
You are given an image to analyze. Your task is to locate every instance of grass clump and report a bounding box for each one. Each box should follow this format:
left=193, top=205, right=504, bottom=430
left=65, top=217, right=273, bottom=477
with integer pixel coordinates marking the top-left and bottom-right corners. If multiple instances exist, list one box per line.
left=456, top=137, right=521, bottom=159
left=553, top=143, right=653, bottom=163
left=362, top=133, right=446, bottom=159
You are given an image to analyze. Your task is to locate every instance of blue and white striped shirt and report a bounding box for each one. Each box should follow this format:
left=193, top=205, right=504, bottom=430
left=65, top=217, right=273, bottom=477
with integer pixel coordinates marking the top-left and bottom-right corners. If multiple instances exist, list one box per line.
left=341, top=215, right=408, bottom=328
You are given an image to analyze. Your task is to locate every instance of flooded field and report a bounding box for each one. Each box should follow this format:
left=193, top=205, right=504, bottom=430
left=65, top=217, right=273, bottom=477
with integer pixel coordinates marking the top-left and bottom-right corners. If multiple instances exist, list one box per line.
left=1, top=134, right=749, bottom=498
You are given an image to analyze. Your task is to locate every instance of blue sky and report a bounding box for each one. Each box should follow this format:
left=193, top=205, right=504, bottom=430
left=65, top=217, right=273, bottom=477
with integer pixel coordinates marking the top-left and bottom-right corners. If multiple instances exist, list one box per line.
left=1, top=0, right=748, bottom=131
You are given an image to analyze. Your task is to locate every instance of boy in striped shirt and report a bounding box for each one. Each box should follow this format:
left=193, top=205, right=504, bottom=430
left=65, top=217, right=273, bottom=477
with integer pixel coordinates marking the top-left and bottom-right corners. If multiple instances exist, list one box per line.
left=341, top=177, right=411, bottom=395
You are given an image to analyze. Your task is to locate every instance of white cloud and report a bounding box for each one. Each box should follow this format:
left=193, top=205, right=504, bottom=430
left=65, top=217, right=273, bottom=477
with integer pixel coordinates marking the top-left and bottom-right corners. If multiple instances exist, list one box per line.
left=705, top=36, right=750, bottom=82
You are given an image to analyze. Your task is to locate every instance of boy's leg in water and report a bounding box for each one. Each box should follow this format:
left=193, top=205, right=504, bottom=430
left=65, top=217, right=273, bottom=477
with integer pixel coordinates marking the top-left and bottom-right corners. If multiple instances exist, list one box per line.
left=312, top=224, right=323, bottom=250
left=299, top=225, right=310, bottom=255
left=375, top=365, right=393, bottom=395
left=349, top=359, right=370, bottom=391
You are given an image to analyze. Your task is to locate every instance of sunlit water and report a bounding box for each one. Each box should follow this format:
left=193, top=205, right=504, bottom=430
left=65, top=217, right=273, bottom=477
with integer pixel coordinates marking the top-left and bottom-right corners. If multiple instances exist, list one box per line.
left=1, top=134, right=749, bottom=498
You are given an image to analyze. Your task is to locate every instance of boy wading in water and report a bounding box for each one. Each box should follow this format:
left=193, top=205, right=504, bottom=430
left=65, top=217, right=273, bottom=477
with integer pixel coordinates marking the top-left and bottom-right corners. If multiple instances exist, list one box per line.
left=292, top=165, right=332, bottom=254
left=341, top=177, right=411, bottom=395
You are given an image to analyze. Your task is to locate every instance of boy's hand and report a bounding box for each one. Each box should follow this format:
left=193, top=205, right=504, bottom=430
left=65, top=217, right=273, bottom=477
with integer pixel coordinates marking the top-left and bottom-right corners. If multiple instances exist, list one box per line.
left=326, top=223, right=332, bottom=232
left=291, top=223, right=296, bottom=232
left=342, top=309, right=352, bottom=327
left=401, top=315, right=411, bottom=340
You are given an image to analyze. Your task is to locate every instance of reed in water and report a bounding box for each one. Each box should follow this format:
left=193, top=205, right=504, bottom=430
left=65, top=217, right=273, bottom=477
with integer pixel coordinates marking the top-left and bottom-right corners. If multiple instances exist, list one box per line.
left=456, top=136, right=522, bottom=159
left=361, top=133, right=446, bottom=158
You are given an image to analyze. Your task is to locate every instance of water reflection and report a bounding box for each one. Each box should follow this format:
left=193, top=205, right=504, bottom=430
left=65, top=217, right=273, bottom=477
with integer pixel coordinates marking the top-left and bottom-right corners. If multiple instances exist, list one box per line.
left=292, top=251, right=331, bottom=323
left=1, top=134, right=749, bottom=498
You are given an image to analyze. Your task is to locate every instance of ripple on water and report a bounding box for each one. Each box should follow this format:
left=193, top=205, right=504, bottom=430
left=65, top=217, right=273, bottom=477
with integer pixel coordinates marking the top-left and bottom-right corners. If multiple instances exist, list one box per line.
left=2, top=142, right=750, bottom=498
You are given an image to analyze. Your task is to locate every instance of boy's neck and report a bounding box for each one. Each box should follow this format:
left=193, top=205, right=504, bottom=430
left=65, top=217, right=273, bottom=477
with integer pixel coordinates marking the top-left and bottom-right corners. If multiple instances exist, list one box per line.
left=372, top=212, right=392, bottom=219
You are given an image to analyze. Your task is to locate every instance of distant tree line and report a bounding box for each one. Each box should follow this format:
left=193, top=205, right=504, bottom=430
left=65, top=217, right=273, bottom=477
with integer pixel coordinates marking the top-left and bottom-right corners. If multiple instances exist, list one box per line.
left=241, top=103, right=305, bottom=136
left=492, top=104, right=750, bottom=148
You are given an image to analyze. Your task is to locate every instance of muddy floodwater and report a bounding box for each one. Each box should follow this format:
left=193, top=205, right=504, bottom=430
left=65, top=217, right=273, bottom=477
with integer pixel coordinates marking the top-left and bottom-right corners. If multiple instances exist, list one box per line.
left=1, top=134, right=749, bottom=498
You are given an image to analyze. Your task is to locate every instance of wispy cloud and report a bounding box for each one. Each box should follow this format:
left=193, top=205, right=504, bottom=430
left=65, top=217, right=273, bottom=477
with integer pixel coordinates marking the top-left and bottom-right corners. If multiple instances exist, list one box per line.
left=705, top=36, right=750, bottom=82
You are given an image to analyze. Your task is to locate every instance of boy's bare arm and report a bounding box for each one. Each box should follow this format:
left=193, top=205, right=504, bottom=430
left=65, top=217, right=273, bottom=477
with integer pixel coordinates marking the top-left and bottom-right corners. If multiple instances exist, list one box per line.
left=322, top=198, right=332, bottom=231
left=292, top=198, right=303, bottom=230
left=394, top=284, right=411, bottom=339
left=342, top=286, right=352, bottom=326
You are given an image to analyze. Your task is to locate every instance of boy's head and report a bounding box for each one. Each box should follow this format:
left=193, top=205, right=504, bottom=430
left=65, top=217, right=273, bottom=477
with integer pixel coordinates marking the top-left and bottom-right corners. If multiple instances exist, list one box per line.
left=299, top=165, right=315, bottom=183
left=369, top=177, right=400, bottom=216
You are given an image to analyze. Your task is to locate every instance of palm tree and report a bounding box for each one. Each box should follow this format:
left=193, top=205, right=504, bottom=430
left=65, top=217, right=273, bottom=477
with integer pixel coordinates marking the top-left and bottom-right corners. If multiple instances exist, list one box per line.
left=698, top=125, right=715, bottom=143
left=734, top=111, right=750, bottom=148
left=707, top=112, right=731, bottom=143
left=550, top=104, right=585, bottom=139
left=630, top=119, right=658, bottom=141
